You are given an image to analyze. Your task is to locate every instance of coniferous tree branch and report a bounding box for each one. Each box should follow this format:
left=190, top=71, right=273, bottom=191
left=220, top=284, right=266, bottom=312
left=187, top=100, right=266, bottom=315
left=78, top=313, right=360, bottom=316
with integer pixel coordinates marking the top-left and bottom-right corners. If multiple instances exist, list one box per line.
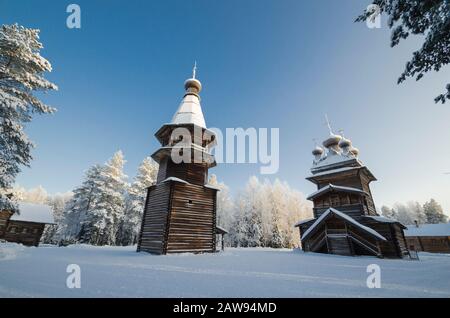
left=356, top=0, right=450, bottom=104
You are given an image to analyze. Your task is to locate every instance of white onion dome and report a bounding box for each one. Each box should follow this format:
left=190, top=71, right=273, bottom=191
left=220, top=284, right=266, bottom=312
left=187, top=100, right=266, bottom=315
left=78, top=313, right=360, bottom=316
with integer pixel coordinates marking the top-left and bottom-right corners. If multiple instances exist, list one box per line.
left=184, top=78, right=202, bottom=94
left=349, top=147, right=359, bottom=156
left=339, top=137, right=352, bottom=149
left=322, top=134, right=342, bottom=148
left=312, top=146, right=324, bottom=156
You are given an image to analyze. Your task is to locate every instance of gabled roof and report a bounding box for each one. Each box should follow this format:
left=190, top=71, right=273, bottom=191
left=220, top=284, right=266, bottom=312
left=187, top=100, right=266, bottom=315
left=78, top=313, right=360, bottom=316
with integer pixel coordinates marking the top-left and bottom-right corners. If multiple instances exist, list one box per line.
left=306, top=184, right=368, bottom=201
left=404, top=223, right=450, bottom=237
left=10, top=202, right=54, bottom=224
left=300, top=208, right=387, bottom=242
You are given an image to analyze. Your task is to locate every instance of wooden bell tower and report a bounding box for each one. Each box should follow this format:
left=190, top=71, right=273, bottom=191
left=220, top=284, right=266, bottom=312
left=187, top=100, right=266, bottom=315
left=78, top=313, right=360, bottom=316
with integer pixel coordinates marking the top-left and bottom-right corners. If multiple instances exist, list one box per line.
left=137, top=65, right=219, bottom=254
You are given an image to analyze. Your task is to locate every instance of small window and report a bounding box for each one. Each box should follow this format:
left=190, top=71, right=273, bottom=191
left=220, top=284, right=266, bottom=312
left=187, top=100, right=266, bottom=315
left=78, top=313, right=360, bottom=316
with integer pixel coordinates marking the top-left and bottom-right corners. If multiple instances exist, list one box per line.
left=33, top=228, right=39, bottom=234
left=188, top=200, right=193, bottom=204
left=22, top=228, right=28, bottom=234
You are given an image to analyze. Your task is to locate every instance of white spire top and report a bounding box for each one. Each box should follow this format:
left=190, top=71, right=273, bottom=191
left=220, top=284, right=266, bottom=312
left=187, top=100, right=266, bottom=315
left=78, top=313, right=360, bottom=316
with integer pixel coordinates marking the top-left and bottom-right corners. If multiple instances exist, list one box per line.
left=171, top=65, right=206, bottom=128
left=192, top=61, right=197, bottom=79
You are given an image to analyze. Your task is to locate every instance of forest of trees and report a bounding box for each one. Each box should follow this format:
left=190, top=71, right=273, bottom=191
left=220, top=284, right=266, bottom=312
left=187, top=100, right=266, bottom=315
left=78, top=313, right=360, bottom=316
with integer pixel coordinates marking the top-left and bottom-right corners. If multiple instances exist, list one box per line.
left=380, top=199, right=448, bottom=225
left=211, top=175, right=312, bottom=248
left=55, top=151, right=158, bottom=246
left=14, top=151, right=313, bottom=248
left=18, top=168, right=449, bottom=248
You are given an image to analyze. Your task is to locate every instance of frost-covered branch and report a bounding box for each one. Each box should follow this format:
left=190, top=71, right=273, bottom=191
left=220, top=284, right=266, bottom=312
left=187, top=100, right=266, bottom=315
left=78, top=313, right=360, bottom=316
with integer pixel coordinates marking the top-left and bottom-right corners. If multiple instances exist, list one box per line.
left=0, top=24, right=57, bottom=211
left=356, top=0, right=450, bottom=104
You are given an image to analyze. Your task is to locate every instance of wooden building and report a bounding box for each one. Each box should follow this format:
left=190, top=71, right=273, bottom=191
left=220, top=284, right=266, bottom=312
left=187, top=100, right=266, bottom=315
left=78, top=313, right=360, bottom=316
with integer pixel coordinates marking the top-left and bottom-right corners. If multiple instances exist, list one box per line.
left=295, top=128, right=410, bottom=258
left=137, top=66, right=224, bottom=254
left=0, top=202, right=54, bottom=247
left=404, top=223, right=450, bottom=253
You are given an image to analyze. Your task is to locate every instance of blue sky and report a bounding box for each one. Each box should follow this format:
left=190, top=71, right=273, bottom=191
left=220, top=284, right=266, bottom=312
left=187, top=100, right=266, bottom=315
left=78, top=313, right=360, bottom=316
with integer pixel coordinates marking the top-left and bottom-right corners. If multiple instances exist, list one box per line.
left=1, top=0, right=450, bottom=213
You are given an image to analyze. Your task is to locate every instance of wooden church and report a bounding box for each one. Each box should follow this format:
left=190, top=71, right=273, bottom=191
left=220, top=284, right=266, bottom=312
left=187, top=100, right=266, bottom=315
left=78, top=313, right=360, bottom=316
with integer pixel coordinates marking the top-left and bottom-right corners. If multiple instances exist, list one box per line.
left=295, top=125, right=410, bottom=258
left=137, top=66, right=221, bottom=254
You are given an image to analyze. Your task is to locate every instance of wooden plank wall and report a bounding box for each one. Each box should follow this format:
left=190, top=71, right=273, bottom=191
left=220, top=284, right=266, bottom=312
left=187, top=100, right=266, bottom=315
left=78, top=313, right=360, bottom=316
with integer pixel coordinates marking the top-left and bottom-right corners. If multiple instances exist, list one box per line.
left=405, top=237, right=423, bottom=251
left=157, top=159, right=207, bottom=186
left=391, top=224, right=410, bottom=257
left=358, top=172, right=377, bottom=215
left=327, top=236, right=352, bottom=256
left=316, top=172, right=362, bottom=190
left=3, top=220, right=45, bottom=246
left=406, top=236, right=450, bottom=253
left=166, top=182, right=216, bottom=253
left=314, top=204, right=365, bottom=219
left=137, top=183, right=171, bottom=254
left=358, top=218, right=403, bottom=258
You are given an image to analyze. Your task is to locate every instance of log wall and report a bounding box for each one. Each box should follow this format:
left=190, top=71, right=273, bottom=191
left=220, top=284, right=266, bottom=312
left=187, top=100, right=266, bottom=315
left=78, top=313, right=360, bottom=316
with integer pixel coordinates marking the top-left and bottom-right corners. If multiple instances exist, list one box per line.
left=137, top=183, right=171, bottom=254
left=137, top=181, right=217, bottom=254
left=166, top=182, right=216, bottom=253
left=406, top=236, right=450, bottom=253
left=156, top=158, right=207, bottom=186
left=3, top=220, right=45, bottom=247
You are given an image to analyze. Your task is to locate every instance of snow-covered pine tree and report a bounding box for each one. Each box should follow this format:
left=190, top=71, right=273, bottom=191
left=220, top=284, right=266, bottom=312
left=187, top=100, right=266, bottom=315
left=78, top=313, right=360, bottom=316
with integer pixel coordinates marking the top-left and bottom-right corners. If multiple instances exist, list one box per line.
left=48, top=192, right=73, bottom=224
left=356, top=1, right=450, bottom=103
left=267, top=180, right=285, bottom=248
left=58, top=165, right=104, bottom=243
left=241, top=177, right=264, bottom=247
left=229, top=197, right=247, bottom=247
left=423, top=199, right=448, bottom=224
left=118, top=157, right=158, bottom=246
left=208, top=174, right=235, bottom=246
left=81, top=151, right=128, bottom=246
left=0, top=24, right=57, bottom=212
left=41, top=191, right=73, bottom=244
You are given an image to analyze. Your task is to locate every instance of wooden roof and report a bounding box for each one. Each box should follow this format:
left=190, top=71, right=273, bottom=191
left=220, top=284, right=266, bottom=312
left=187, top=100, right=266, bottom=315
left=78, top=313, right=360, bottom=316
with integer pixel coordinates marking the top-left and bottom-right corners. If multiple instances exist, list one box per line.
left=151, top=145, right=216, bottom=168
left=10, top=202, right=55, bottom=224
left=306, top=184, right=368, bottom=201
left=301, top=208, right=387, bottom=242
left=216, top=226, right=229, bottom=234
left=307, top=165, right=377, bottom=185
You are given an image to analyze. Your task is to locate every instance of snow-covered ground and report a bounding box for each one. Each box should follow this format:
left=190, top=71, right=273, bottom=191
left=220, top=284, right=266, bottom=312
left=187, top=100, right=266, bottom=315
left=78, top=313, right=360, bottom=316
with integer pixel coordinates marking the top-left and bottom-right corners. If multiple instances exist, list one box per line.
left=1, top=243, right=449, bottom=298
